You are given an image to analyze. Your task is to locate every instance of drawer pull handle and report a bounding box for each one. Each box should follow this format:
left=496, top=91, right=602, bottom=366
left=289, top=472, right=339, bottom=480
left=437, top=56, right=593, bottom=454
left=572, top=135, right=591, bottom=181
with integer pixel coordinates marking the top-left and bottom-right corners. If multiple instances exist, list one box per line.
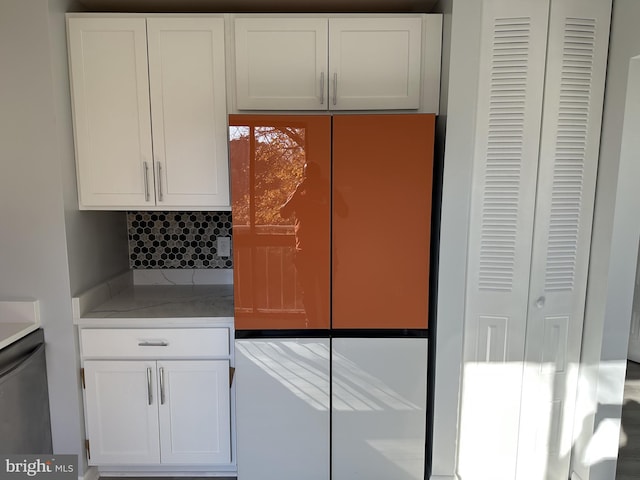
left=146, top=367, right=153, bottom=405
left=138, top=341, right=169, bottom=347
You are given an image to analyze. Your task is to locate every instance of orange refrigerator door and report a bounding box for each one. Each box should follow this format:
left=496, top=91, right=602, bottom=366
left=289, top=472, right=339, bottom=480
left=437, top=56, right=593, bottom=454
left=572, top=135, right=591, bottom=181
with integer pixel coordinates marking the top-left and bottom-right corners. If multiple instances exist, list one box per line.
left=229, top=115, right=332, bottom=330
left=332, top=114, right=434, bottom=329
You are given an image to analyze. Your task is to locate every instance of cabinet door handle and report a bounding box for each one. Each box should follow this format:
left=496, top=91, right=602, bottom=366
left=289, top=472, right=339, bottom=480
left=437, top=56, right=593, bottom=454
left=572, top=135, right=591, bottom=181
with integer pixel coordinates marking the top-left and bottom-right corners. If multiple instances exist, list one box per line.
left=138, top=341, right=169, bottom=347
left=333, top=72, right=337, bottom=106
left=146, top=367, right=153, bottom=405
left=156, top=161, right=163, bottom=201
left=320, top=72, right=325, bottom=105
left=159, top=367, right=165, bottom=405
left=143, top=161, right=150, bottom=201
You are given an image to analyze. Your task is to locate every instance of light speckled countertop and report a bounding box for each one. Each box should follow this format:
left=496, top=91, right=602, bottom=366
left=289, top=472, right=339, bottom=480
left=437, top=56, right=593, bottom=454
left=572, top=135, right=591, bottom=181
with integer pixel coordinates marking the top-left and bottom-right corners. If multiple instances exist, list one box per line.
left=83, top=284, right=233, bottom=319
left=73, top=271, right=234, bottom=327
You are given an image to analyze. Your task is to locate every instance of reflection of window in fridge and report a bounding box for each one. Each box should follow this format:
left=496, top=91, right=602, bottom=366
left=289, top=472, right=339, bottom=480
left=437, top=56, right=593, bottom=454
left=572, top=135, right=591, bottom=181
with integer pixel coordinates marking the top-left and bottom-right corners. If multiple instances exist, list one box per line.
left=229, top=116, right=331, bottom=330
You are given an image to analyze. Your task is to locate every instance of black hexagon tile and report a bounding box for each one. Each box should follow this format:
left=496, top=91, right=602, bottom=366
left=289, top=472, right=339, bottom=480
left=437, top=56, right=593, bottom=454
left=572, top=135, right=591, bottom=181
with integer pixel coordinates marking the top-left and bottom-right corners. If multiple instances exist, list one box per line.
left=127, top=211, right=233, bottom=269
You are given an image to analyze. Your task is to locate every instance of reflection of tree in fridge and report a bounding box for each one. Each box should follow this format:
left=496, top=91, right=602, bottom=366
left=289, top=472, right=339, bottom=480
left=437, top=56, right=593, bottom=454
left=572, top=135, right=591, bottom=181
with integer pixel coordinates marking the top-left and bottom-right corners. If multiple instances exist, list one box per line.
left=229, top=126, right=306, bottom=228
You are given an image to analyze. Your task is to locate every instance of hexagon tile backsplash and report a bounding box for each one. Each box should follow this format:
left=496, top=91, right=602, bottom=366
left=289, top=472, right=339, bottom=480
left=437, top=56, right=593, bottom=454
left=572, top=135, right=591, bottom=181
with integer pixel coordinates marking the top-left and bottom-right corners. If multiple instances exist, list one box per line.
left=127, top=211, right=232, bottom=269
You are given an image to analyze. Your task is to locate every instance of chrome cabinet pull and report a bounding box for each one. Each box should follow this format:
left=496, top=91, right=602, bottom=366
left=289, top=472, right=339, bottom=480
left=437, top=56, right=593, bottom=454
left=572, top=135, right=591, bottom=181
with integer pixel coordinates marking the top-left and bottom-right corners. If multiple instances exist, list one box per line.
left=156, top=162, right=163, bottom=201
left=138, top=341, right=169, bottom=347
left=333, top=73, right=337, bottom=106
left=143, top=161, right=150, bottom=201
left=146, top=367, right=153, bottom=405
left=159, top=367, right=165, bottom=405
left=320, top=72, right=325, bottom=105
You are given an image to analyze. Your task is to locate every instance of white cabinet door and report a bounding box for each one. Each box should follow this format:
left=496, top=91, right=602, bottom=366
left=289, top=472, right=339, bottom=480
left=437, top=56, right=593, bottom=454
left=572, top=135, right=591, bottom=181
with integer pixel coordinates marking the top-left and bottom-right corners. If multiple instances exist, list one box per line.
left=68, top=16, right=230, bottom=210
left=157, top=360, right=231, bottom=464
left=67, top=18, right=154, bottom=208
left=328, top=18, right=422, bottom=110
left=235, top=339, right=330, bottom=480
left=83, top=360, right=160, bottom=465
left=233, top=16, right=427, bottom=111
left=147, top=18, right=230, bottom=208
left=234, top=18, right=329, bottom=110
left=331, top=338, right=428, bottom=480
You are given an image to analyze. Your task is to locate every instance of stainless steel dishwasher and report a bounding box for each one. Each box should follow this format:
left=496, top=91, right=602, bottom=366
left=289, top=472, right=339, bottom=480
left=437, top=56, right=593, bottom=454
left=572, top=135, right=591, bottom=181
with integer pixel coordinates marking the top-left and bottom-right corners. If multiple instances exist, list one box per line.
left=0, top=328, right=52, bottom=453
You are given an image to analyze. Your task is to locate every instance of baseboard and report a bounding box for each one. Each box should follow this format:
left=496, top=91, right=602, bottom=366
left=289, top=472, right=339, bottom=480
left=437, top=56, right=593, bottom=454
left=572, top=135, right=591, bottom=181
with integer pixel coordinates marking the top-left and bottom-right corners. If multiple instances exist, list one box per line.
left=430, top=475, right=461, bottom=480
left=81, top=466, right=99, bottom=480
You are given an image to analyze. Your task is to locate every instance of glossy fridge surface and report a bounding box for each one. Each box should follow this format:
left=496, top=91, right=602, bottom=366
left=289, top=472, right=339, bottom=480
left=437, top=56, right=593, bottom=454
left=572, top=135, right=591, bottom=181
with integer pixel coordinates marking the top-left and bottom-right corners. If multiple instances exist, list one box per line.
left=332, top=114, right=434, bottom=329
left=229, top=115, right=331, bottom=330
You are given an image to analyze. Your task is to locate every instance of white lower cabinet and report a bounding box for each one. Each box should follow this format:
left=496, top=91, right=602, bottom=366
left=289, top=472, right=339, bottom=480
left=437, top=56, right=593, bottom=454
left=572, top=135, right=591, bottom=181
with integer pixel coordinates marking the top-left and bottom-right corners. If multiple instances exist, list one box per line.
left=83, top=360, right=161, bottom=465
left=84, top=360, right=230, bottom=466
left=80, top=327, right=232, bottom=468
left=157, top=360, right=230, bottom=464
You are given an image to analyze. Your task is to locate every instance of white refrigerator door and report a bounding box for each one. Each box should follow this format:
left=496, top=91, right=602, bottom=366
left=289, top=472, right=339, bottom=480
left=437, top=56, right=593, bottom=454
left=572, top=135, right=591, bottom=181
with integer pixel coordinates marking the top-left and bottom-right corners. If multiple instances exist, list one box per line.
left=235, top=338, right=330, bottom=480
left=332, top=337, right=428, bottom=480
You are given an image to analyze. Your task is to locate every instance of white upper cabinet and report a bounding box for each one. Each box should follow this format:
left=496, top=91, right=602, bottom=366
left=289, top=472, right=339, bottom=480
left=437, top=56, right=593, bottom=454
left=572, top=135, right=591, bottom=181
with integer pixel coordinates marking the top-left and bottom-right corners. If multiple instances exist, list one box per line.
left=233, top=16, right=440, bottom=111
left=67, top=16, right=230, bottom=210
left=67, top=18, right=153, bottom=209
left=234, top=18, right=328, bottom=110
left=146, top=18, right=229, bottom=209
left=328, top=17, right=422, bottom=110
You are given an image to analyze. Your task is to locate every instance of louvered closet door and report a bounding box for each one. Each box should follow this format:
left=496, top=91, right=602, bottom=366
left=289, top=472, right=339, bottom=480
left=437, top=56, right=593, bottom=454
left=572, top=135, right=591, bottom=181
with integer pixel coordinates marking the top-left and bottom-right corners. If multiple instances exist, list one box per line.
left=515, top=1, right=611, bottom=479
left=457, top=1, right=550, bottom=479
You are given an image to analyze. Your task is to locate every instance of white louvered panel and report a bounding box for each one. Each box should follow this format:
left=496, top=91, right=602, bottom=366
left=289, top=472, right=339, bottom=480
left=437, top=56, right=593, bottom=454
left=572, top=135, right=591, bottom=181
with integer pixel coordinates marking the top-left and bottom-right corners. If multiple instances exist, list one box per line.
left=516, top=1, right=612, bottom=479
left=459, top=2, right=550, bottom=480
left=544, top=17, right=596, bottom=293
left=465, top=0, right=548, bottom=360
left=478, top=17, right=529, bottom=292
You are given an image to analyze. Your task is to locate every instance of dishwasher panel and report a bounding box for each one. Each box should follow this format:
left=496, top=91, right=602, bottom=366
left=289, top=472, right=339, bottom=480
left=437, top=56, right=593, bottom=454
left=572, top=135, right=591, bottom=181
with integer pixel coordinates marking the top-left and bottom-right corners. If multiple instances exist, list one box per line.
left=0, top=328, right=52, bottom=454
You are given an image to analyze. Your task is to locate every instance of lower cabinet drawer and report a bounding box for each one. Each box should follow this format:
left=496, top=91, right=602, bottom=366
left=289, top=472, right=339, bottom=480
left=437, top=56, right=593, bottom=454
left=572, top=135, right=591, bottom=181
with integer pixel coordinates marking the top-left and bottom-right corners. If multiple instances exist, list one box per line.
left=80, top=328, right=229, bottom=358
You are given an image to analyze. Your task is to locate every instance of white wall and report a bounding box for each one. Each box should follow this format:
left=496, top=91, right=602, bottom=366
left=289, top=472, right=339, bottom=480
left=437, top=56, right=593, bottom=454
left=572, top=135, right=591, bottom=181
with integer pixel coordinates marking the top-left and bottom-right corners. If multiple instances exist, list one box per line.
left=47, top=0, right=129, bottom=297
left=0, top=0, right=82, bottom=464
left=0, top=0, right=129, bottom=475
left=571, top=1, right=640, bottom=479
